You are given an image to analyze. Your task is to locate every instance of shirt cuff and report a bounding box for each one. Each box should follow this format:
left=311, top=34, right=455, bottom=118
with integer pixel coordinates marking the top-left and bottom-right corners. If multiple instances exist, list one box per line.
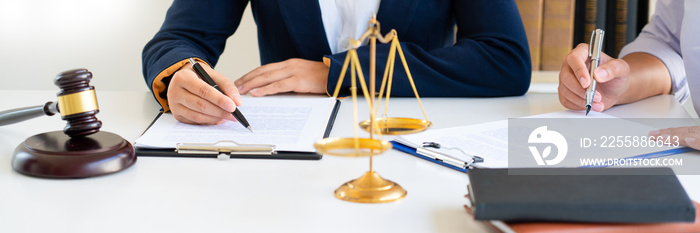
left=151, top=57, right=209, bottom=112
left=322, top=57, right=331, bottom=68
left=322, top=57, right=332, bottom=97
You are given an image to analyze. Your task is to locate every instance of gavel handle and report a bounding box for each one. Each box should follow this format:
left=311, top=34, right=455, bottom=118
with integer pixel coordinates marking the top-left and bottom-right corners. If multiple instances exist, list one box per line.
left=0, top=102, right=58, bottom=126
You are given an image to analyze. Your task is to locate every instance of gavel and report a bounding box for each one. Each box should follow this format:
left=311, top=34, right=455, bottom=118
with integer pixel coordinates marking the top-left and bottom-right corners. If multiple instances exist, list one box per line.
left=0, top=69, right=102, bottom=137
left=0, top=69, right=136, bottom=178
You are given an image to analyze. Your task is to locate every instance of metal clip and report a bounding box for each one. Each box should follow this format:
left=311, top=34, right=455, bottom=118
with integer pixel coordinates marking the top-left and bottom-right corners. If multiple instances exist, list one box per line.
left=176, top=140, right=276, bottom=158
left=417, top=142, right=483, bottom=169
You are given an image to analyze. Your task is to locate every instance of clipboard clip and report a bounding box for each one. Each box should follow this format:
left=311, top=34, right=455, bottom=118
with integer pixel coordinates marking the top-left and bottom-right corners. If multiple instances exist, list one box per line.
left=176, top=140, right=276, bottom=159
left=417, top=142, right=484, bottom=169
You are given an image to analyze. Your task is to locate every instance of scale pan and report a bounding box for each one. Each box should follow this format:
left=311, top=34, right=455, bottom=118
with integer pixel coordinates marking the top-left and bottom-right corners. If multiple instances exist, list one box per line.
left=314, top=137, right=391, bottom=157
left=359, top=117, right=432, bottom=135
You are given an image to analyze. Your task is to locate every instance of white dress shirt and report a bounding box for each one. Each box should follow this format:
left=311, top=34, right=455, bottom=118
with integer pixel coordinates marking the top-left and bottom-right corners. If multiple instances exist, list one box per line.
left=319, top=0, right=381, bottom=54
left=618, top=0, right=689, bottom=104
left=681, top=1, right=700, bottom=114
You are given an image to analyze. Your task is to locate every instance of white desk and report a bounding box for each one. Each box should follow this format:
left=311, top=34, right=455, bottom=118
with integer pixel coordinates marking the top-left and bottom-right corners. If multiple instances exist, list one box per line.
left=0, top=91, right=698, bottom=233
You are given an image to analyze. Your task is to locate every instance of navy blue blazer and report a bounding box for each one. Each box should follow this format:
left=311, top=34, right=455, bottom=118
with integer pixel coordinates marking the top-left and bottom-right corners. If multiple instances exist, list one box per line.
left=143, top=0, right=531, bottom=109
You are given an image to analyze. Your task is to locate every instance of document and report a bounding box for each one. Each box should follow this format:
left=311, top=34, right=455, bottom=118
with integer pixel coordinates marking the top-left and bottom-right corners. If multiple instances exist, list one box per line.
left=395, top=110, right=689, bottom=169
left=135, top=96, right=337, bottom=153
left=395, top=120, right=510, bottom=168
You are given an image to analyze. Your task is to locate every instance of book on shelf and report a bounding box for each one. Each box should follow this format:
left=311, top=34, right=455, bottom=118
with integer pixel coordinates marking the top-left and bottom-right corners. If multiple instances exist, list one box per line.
left=515, top=0, right=544, bottom=71
left=540, top=0, right=575, bottom=71
left=572, top=0, right=649, bottom=57
left=575, top=0, right=607, bottom=46
left=518, top=0, right=651, bottom=71
left=605, top=0, right=642, bottom=57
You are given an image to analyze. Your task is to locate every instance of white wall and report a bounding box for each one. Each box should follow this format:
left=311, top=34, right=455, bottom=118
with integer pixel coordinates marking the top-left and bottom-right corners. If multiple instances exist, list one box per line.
left=0, top=0, right=259, bottom=91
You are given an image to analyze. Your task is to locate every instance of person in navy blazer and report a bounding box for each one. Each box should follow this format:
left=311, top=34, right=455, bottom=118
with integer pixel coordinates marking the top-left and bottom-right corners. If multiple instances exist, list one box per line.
left=143, top=0, right=531, bottom=125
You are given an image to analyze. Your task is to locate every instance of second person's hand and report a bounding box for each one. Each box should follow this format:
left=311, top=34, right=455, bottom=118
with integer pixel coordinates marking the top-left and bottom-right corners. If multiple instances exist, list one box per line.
left=234, top=58, right=329, bottom=97
left=558, top=43, right=631, bottom=112
left=650, top=126, right=700, bottom=150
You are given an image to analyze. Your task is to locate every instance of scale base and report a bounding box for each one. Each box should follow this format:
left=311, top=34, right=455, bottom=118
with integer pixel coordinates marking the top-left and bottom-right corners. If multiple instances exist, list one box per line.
left=334, top=171, right=406, bottom=203
left=12, top=130, right=136, bottom=178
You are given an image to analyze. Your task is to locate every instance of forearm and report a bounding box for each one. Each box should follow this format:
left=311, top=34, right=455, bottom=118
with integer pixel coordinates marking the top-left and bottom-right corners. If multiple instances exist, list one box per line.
left=616, top=0, right=686, bottom=103
left=142, top=0, right=247, bottom=109
left=617, top=52, right=672, bottom=104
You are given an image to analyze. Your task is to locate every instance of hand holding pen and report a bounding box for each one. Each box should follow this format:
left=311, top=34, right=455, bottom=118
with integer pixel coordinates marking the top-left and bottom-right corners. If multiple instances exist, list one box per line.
left=189, top=58, right=252, bottom=131
left=165, top=58, right=248, bottom=127
left=557, top=29, right=633, bottom=113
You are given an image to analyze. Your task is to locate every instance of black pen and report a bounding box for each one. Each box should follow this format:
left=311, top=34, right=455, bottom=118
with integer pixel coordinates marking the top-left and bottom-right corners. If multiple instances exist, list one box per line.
left=188, top=58, right=253, bottom=132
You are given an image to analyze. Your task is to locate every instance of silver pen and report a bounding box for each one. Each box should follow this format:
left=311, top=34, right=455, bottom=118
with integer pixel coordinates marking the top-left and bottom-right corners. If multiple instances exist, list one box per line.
left=585, top=29, right=605, bottom=115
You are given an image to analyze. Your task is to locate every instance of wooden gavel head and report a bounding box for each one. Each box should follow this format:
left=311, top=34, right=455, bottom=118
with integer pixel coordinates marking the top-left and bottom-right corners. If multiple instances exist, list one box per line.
left=54, top=69, right=102, bottom=137
left=10, top=68, right=136, bottom=178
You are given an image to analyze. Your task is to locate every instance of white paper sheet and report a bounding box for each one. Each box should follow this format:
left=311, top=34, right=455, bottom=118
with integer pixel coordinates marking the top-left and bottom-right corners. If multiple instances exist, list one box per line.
left=395, top=110, right=681, bottom=168
left=395, top=120, right=511, bottom=168
left=134, top=97, right=337, bottom=152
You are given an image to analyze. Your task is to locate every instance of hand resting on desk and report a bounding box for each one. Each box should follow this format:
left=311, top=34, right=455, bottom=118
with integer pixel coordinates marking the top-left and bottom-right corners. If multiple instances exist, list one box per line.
left=234, top=58, right=328, bottom=97
left=651, top=127, right=700, bottom=150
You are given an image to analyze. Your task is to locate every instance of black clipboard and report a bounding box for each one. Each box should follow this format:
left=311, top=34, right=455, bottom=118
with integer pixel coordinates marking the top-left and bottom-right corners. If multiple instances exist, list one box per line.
left=135, top=99, right=340, bottom=160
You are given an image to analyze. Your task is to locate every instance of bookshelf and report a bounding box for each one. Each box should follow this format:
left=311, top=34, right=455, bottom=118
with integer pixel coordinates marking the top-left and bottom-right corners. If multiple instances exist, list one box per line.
left=516, top=0, right=655, bottom=72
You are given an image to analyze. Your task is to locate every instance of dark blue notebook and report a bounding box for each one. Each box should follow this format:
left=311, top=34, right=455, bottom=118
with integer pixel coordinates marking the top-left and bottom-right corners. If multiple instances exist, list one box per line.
left=466, top=167, right=696, bottom=223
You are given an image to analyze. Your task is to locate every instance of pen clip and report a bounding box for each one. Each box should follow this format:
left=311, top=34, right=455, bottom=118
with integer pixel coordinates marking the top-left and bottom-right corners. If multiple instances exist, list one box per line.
left=588, top=30, right=595, bottom=58
left=588, top=29, right=605, bottom=62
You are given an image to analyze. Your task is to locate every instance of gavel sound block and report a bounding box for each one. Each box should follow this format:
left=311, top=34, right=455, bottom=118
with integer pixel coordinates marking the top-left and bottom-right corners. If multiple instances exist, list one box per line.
left=10, top=69, right=136, bottom=178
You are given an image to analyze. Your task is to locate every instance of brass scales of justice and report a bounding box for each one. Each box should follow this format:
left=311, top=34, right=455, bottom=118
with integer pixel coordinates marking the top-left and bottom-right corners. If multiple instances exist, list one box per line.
left=314, top=16, right=432, bottom=203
